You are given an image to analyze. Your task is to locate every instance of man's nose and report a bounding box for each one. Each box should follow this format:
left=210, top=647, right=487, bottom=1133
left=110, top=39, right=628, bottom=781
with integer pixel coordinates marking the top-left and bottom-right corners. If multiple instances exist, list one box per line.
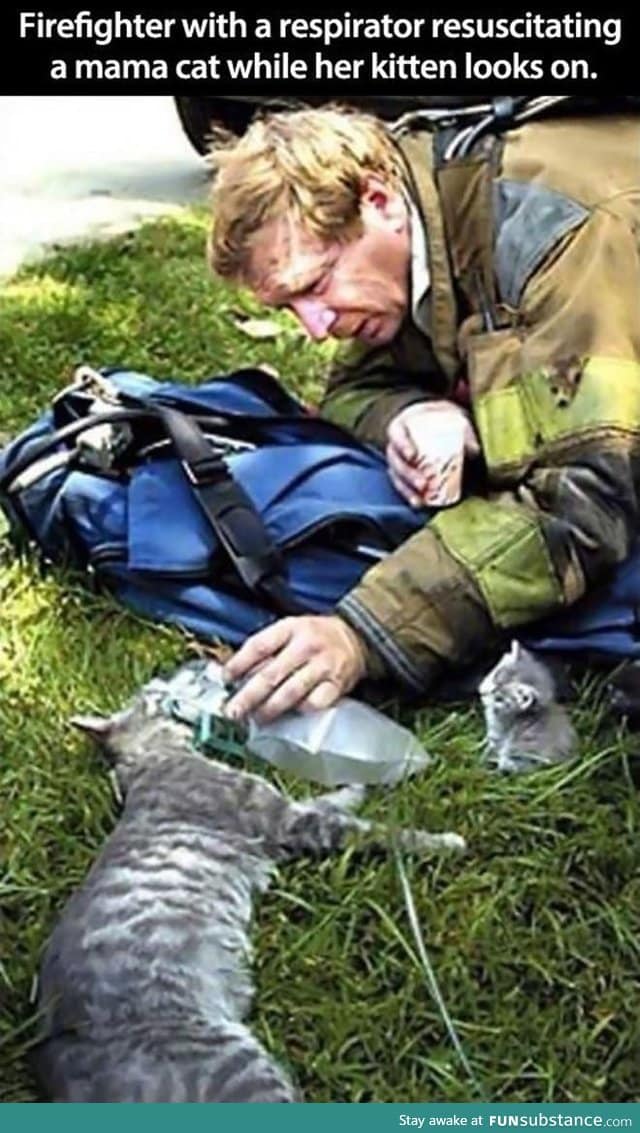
left=289, top=297, right=337, bottom=341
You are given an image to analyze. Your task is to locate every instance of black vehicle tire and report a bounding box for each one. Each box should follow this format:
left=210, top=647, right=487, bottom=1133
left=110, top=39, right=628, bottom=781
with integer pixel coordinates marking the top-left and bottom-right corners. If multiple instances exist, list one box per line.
left=174, top=97, right=244, bottom=154
left=174, top=95, right=500, bottom=155
left=174, top=96, right=308, bottom=155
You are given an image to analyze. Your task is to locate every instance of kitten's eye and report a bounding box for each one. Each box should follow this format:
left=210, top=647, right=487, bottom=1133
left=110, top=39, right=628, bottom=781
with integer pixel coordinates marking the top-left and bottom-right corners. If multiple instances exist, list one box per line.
left=512, top=682, right=536, bottom=711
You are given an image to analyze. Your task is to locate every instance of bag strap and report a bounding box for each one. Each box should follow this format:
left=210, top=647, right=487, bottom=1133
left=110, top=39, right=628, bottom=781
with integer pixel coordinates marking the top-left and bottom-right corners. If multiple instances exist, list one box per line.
left=156, top=406, right=305, bottom=615
left=439, top=95, right=640, bottom=161
left=1, top=404, right=306, bottom=618
left=0, top=409, right=148, bottom=490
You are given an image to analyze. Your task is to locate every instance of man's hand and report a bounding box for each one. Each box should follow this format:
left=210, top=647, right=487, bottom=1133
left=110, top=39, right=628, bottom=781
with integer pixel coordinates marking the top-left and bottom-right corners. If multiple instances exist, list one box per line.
left=386, top=400, right=480, bottom=507
left=222, top=615, right=367, bottom=722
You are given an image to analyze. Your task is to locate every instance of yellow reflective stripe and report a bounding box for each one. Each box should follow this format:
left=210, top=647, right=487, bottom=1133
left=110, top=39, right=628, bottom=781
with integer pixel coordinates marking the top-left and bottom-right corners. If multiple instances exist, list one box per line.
left=474, top=355, right=640, bottom=471
left=431, top=497, right=563, bottom=627
left=474, top=385, right=532, bottom=469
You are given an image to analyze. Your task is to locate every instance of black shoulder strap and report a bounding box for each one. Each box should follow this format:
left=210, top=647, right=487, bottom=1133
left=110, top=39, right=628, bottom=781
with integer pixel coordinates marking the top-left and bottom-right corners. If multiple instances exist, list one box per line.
left=441, top=95, right=640, bottom=162
left=157, top=406, right=304, bottom=615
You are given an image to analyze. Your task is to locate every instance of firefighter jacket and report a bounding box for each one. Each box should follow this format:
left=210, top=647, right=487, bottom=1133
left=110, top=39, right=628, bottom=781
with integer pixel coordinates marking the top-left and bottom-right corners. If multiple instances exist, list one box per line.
left=322, top=114, right=640, bottom=689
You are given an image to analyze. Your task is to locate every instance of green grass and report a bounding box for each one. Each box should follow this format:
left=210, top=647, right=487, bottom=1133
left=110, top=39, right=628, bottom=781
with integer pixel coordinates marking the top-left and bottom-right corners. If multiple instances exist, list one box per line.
left=1, top=213, right=640, bottom=1103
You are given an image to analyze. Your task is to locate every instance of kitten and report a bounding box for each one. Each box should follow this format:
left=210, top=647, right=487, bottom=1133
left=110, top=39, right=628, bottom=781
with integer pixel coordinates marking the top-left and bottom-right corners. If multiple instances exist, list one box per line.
left=30, top=690, right=465, bottom=1103
left=478, top=640, right=576, bottom=774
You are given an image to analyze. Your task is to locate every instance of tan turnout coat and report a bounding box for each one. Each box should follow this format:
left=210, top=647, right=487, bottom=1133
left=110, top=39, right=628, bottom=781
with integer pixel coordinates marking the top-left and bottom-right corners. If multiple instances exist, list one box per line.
left=321, top=114, right=640, bottom=689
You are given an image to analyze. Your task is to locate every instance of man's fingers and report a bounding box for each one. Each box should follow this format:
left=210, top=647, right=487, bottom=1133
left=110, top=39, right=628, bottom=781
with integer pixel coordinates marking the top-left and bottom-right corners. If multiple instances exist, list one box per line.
left=388, top=466, right=421, bottom=508
left=221, top=614, right=366, bottom=723
left=224, top=638, right=311, bottom=718
left=251, top=661, right=330, bottom=722
left=298, top=680, right=343, bottom=713
left=223, top=618, right=295, bottom=682
left=387, top=443, right=429, bottom=494
left=224, top=623, right=338, bottom=719
left=387, top=416, right=417, bottom=463
left=388, top=446, right=445, bottom=508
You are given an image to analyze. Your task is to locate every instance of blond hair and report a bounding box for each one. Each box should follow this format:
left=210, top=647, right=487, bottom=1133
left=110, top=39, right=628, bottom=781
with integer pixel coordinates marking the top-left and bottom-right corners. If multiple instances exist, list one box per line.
left=208, top=105, right=405, bottom=282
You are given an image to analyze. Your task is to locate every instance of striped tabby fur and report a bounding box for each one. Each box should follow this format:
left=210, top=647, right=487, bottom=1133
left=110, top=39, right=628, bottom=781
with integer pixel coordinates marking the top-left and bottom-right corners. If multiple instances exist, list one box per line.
left=31, top=692, right=464, bottom=1102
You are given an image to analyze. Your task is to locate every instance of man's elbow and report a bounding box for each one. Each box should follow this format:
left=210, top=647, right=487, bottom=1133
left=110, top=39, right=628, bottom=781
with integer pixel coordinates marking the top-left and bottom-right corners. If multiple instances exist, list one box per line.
left=530, top=451, right=639, bottom=583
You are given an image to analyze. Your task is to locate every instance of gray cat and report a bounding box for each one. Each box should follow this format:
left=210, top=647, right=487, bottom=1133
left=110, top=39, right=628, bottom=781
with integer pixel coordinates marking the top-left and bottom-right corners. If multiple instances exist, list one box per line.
left=478, top=640, right=576, bottom=773
left=30, top=689, right=465, bottom=1103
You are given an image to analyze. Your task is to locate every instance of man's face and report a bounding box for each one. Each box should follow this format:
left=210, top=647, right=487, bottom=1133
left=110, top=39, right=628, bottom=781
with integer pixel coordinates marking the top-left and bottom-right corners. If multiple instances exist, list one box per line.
left=245, top=177, right=411, bottom=348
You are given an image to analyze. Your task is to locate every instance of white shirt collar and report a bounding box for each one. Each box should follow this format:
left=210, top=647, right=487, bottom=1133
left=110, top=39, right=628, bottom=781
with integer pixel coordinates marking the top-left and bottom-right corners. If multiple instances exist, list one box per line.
left=408, top=198, right=431, bottom=334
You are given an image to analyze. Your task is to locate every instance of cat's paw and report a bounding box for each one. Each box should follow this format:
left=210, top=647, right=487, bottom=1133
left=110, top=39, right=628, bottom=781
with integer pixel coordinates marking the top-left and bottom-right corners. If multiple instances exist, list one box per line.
left=338, top=784, right=367, bottom=809
left=320, top=784, right=367, bottom=811
left=480, top=739, right=498, bottom=766
left=398, top=829, right=467, bottom=854
left=496, top=751, right=558, bottom=774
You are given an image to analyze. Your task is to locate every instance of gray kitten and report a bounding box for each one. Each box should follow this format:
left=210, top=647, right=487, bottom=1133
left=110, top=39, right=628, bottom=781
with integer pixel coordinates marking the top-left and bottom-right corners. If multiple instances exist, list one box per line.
left=30, top=690, right=465, bottom=1103
left=478, top=640, right=576, bottom=773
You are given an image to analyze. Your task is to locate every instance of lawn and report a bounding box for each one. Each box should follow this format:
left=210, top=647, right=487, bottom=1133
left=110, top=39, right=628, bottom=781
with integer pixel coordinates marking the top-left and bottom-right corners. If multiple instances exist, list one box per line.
left=1, top=211, right=639, bottom=1104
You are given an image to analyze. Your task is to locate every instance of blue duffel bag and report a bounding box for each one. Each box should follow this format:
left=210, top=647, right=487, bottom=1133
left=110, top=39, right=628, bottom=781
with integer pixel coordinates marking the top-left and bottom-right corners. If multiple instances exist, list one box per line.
left=0, top=366, right=427, bottom=644
left=2, top=363, right=640, bottom=659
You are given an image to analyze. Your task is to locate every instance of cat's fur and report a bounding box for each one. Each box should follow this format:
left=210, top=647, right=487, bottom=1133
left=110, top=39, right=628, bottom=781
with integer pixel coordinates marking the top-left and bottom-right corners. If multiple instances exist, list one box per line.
left=30, top=691, right=465, bottom=1103
left=478, top=640, right=576, bottom=773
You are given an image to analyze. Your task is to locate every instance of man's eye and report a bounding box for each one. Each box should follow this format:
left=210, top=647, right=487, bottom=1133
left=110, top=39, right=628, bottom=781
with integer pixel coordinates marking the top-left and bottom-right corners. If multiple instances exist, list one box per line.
left=310, top=272, right=330, bottom=296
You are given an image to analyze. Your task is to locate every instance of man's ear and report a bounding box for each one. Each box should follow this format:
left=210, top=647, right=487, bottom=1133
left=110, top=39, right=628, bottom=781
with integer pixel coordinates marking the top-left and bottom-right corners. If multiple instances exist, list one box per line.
left=359, top=174, right=407, bottom=233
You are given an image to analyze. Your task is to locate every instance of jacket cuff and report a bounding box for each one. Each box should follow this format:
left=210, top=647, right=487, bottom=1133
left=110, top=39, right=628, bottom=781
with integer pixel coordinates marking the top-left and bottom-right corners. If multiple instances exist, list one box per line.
left=354, top=392, right=437, bottom=451
left=336, top=595, right=438, bottom=692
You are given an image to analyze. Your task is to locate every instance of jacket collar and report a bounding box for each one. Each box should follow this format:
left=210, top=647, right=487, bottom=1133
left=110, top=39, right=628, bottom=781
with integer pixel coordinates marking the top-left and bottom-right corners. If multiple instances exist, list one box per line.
left=397, top=129, right=460, bottom=382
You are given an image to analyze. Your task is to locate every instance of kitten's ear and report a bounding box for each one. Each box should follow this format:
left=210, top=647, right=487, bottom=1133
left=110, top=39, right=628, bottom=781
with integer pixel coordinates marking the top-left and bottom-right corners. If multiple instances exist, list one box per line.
left=512, top=682, right=538, bottom=711
left=70, top=714, right=113, bottom=744
left=509, top=639, right=521, bottom=661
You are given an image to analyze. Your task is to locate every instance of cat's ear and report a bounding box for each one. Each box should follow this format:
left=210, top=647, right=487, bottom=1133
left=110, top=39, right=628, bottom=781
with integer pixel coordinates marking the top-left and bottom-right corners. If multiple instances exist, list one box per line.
left=70, top=714, right=113, bottom=743
left=511, top=682, right=538, bottom=711
left=509, top=639, right=521, bottom=661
